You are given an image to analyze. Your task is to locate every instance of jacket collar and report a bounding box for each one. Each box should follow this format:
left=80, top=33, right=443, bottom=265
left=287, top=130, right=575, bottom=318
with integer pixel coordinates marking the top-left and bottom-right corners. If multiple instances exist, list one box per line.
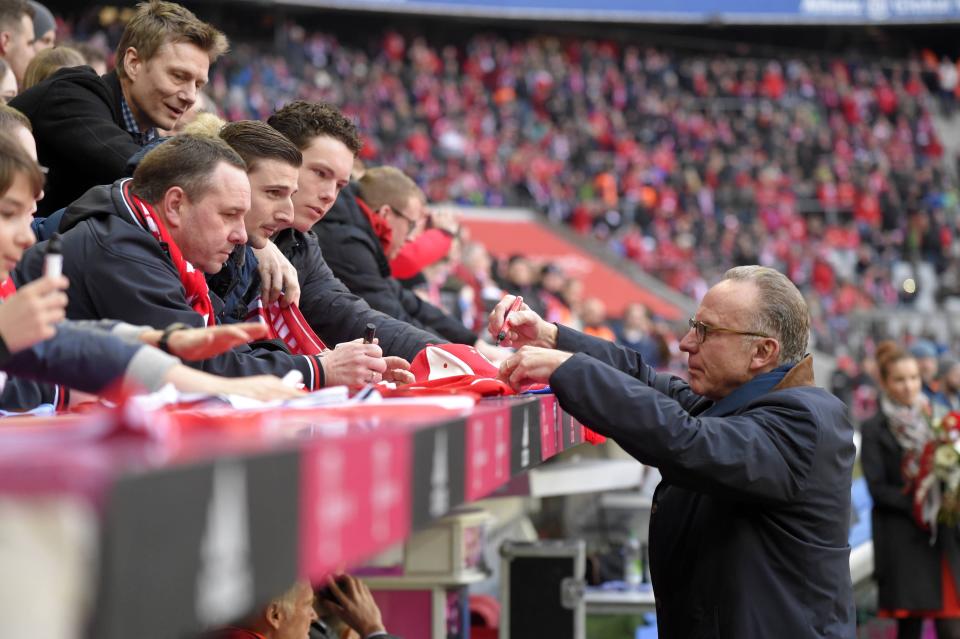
left=700, top=355, right=815, bottom=418
left=772, top=354, right=815, bottom=391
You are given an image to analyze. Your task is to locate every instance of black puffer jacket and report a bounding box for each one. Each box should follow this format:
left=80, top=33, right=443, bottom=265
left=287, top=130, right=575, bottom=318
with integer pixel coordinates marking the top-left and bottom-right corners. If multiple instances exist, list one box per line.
left=313, top=185, right=476, bottom=345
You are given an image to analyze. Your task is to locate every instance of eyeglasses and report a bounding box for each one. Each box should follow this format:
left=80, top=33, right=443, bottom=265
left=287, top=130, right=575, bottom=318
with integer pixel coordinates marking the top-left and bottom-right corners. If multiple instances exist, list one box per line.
left=389, top=206, right=420, bottom=240
left=687, top=317, right=771, bottom=345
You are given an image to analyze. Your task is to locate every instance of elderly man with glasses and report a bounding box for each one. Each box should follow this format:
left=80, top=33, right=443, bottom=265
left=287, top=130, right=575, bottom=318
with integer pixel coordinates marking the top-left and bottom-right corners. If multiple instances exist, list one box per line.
left=492, top=265, right=855, bottom=639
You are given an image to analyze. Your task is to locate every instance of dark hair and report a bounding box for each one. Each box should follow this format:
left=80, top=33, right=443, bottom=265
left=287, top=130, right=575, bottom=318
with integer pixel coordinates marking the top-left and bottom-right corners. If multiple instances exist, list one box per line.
left=0, top=103, right=30, bottom=132
left=0, top=130, right=43, bottom=198
left=219, top=120, right=302, bottom=173
left=875, top=340, right=915, bottom=382
left=131, top=134, right=245, bottom=204
left=115, top=1, right=228, bottom=81
left=267, top=101, right=362, bottom=154
left=0, top=0, right=32, bottom=32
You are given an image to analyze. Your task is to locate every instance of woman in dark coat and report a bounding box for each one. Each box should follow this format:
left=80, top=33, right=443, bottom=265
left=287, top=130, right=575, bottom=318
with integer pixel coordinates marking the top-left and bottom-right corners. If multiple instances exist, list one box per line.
left=862, top=341, right=960, bottom=639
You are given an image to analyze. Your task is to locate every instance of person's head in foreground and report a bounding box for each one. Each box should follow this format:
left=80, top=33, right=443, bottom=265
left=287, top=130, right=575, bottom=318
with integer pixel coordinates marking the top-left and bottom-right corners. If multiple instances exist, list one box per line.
left=115, top=0, right=227, bottom=132
left=0, top=129, right=42, bottom=280
left=130, top=133, right=249, bottom=274
left=267, top=100, right=361, bottom=233
left=875, top=340, right=922, bottom=408
left=219, top=119, right=301, bottom=249
left=0, top=102, right=35, bottom=159
left=679, top=265, right=810, bottom=400
left=213, top=580, right=317, bottom=639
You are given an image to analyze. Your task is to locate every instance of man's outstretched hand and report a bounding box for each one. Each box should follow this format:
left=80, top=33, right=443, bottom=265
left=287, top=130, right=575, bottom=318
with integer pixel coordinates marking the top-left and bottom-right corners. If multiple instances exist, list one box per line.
left=498, top=345, right=573, bottom=391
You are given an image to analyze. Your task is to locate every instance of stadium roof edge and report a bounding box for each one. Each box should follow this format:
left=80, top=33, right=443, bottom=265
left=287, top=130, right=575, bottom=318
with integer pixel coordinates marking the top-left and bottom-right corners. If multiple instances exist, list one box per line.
left=252, top=0, right=960, bottom=25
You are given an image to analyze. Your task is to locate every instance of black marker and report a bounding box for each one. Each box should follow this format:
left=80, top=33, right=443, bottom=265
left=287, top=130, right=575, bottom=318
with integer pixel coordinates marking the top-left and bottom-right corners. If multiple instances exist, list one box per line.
left=363, top=323, right=377, bottom=344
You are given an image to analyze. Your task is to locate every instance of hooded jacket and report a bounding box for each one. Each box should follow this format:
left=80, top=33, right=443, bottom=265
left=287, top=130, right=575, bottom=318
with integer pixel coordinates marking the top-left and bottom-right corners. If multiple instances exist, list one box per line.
left=549, top=325, right=856, bottom=639
left=13, top=179, right=324, bottom=389
left=314, top=185, right=476, bottom=345
left=10, top=68, right=142, bottom=216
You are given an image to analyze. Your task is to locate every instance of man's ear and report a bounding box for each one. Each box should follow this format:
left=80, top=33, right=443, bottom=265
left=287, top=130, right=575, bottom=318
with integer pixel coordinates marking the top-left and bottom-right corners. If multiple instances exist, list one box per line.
left=751, top=337, right=781, bottom=372
left=265, top=601, right=284, bottom=630
left=0, top=31, right=10, bottom=56
left=122, top=47, right=141, bottom=81
left=160, top=186, right=186, bottom=229
left=377, top=205, right=390, bottom=219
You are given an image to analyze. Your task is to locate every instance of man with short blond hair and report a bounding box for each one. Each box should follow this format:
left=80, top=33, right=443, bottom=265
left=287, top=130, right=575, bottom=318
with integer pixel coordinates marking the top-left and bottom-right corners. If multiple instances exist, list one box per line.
left=11, top=0, right=227, bottom=214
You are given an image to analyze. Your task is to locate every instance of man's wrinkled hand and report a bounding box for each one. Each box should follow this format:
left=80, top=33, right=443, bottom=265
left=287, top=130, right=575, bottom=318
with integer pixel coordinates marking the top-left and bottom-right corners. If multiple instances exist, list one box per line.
left=498, top=345, right=573, bottom=390
left=487, top=294, right=557, bottom=349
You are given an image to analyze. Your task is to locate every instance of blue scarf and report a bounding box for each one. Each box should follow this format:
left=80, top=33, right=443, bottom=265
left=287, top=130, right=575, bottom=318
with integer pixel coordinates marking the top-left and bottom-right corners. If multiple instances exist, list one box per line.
left=700, top=363, right=795, bottom=417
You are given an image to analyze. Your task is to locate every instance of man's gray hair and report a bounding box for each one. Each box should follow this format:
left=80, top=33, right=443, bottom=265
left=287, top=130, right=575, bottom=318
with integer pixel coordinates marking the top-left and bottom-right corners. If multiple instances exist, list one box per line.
left=722, top=265, right=809, bottom=365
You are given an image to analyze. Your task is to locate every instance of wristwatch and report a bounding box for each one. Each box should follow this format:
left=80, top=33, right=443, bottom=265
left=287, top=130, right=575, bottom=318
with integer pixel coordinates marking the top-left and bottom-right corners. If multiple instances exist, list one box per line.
left=158, top=322, right=189, bottom=354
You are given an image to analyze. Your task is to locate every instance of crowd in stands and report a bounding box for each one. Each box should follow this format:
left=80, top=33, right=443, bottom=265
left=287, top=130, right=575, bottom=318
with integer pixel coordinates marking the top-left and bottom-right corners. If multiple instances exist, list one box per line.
left=11, top=3, right=960, bottom=402
left=101, top=19, right=958, bottom=358
left=5, top=0, right=960, bottom=635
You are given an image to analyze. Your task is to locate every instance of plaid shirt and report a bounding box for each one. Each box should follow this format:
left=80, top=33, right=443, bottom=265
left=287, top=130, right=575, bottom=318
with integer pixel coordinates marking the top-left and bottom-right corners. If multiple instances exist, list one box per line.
left=119, top=94, right=157, bottom=145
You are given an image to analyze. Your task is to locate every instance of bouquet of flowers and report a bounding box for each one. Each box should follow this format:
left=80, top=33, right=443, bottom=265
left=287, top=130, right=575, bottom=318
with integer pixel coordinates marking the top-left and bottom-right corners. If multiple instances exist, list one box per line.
left=905, top=409, right=960, bottom=534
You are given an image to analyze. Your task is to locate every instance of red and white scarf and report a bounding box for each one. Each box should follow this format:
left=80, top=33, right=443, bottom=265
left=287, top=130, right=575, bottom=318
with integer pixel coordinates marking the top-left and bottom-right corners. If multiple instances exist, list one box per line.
left=244, top=296, right=327, bottom=355
left=244, top=295, right=326, bottom=389
left=119, top=179, right=215, bottom=326
left=0, top=277, right=68, bottom=411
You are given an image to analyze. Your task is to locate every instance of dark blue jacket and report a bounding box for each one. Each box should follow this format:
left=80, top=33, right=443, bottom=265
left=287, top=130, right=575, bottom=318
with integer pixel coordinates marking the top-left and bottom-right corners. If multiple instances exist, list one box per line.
left=206, top=245, right=258, bottom=325
left=0, top=321, right=143, bottom=411
left=549, top=325, right=855, bottom=639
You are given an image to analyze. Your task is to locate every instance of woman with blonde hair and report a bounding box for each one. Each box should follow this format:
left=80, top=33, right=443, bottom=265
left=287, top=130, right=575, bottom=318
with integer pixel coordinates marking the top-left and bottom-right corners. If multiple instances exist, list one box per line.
left=20, top=45, right=84, bottom=91
left=862, top=340, right=960, bottom=638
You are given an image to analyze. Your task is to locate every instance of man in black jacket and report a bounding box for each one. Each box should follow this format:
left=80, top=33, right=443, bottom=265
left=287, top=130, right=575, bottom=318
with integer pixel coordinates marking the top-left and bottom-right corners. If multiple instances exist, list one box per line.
left=316, top=167, right=479, bottom=347
left=10, top=0, right=226, bottom=214
left=14, top=134, right=339, bottom=390
left=494, top=265, right=855, bottom=639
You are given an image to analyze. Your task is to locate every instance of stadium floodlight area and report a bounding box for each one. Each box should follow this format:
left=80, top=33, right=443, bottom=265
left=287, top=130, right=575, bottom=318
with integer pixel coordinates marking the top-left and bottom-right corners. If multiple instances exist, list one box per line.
left=270, top=0, right=960, bottom=25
